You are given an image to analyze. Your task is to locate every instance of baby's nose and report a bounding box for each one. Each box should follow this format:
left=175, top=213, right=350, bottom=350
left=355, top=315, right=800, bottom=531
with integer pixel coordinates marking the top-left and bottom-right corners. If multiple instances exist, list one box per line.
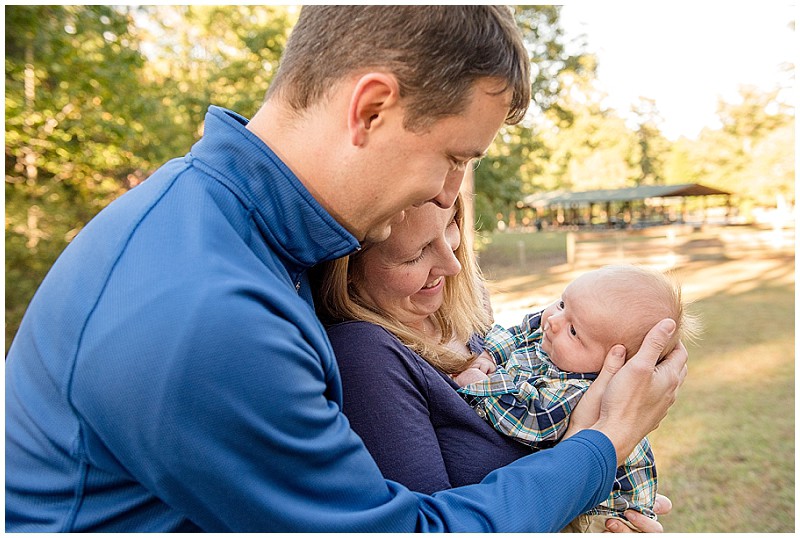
left=548, top=313, right=564, bottom=333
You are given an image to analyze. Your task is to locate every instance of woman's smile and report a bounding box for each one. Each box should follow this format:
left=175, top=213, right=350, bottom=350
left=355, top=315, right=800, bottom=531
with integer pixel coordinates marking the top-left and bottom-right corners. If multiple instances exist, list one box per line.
left=423, top=276, right=443, bottom=289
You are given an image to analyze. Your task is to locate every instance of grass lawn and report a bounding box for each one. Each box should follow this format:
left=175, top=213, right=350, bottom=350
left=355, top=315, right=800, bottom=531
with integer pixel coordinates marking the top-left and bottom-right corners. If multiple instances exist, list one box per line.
left=482, top=226, right=795, bottom=533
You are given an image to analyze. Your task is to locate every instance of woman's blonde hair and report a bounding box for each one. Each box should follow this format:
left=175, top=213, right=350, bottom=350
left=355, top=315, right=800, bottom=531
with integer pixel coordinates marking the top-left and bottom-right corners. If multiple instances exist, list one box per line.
left=312, top=194, right=492, bottom=374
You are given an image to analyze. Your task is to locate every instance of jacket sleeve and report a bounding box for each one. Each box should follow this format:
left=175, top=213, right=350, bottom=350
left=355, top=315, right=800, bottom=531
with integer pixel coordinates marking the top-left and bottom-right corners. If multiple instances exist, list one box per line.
left=72, top=286, right=615, bottom=533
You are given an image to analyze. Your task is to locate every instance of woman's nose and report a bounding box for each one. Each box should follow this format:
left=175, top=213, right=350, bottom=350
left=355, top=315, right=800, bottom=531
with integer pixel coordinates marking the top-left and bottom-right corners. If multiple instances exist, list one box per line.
left=435, top=246, right=462, bottom=277
left=442, top=250, right=462, bottom=276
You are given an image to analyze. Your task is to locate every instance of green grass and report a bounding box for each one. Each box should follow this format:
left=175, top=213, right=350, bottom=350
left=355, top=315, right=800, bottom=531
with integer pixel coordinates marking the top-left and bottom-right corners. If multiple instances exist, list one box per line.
left=649, top=264, right=795, bottom=532
left=482, top=226, right=795, bottom=532
left=476, top=230, right=567, bottom=279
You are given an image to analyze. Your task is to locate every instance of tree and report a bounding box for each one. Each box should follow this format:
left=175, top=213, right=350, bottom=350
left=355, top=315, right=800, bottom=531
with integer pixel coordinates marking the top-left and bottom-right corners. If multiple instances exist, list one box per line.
left=4, top=6, right=299, bottom=350
left=630, top=97, right=670, bottom=185
left=526, top=54, right=641, bottom=195
left=473, top=5, right=588, bottom=231
left=665, top=85, right=794, bottom=211
left=133, top=5, right=298, bottom=146
left=5, top=6, right=154, bottom=349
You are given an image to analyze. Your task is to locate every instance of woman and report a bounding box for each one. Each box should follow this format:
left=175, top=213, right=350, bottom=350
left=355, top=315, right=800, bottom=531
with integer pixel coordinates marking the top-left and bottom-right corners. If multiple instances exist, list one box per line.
left=312, top=195, right=671, bottom=532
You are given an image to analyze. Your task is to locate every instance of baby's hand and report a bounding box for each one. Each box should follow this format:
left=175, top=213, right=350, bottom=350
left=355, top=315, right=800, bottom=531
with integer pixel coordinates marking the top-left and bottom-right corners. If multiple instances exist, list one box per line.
left=452, top=352, right=496, bottom=387
left=452, top=367, right=489, bottom=387
left=472, top=351, right=496, bottom=374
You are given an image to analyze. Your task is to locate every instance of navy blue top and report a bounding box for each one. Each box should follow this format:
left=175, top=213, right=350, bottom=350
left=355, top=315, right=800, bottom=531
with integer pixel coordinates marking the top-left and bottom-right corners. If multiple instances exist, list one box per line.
left=328, top=321, right=535, bottom=494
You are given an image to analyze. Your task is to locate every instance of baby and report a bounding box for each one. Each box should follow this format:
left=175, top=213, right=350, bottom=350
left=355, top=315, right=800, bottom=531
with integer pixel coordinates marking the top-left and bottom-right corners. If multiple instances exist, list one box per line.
left=455, top=264, right=699, bottom=532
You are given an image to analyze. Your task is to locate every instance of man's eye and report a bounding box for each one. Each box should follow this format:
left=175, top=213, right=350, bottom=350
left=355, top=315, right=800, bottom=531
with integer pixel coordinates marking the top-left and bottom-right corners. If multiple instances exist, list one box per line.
left=449, top=157, right=470, bottom=171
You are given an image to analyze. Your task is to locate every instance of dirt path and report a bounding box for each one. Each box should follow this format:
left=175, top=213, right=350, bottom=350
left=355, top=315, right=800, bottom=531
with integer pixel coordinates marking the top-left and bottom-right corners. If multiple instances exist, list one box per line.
left=486, top=227, right=795, bottom=328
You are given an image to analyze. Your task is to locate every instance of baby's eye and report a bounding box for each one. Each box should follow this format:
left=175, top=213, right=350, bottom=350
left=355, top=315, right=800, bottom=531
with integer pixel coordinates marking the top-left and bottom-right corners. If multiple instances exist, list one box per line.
left=570, top=325, right=577, bottom=337
left=557, top=300, right=565, bottom=310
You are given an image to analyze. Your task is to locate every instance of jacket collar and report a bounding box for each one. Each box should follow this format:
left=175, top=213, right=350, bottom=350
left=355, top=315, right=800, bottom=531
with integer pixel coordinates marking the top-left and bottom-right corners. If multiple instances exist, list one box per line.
left=188, top=106, right=360, bottom=270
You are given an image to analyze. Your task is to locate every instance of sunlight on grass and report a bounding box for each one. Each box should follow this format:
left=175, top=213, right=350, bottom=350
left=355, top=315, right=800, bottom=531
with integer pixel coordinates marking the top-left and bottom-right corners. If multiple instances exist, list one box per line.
left=648, top=271, right=794, bottom=532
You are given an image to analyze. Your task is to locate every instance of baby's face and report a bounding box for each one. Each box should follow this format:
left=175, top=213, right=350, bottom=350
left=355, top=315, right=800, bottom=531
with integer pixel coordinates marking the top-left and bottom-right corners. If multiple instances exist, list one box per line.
left=539, top=273, right=612, bottom=373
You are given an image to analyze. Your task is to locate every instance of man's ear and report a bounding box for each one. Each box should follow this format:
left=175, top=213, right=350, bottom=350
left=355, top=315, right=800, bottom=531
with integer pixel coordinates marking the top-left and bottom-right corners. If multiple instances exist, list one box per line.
left=348, top=73, right=400, bottom=147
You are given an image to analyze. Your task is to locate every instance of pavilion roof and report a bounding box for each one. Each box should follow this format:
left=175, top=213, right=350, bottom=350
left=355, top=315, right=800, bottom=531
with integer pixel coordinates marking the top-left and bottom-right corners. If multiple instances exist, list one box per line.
left=521, top=183, right=731, bottom=208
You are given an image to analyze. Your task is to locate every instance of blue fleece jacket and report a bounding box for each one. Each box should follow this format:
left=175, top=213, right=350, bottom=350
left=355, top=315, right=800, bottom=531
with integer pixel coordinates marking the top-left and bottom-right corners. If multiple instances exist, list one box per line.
left=5, top=106, right=616, bottom=532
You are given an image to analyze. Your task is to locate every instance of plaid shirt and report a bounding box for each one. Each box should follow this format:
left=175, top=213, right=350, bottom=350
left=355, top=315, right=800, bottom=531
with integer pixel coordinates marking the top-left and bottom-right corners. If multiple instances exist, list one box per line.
left=459, top=311, right=657, bottom=520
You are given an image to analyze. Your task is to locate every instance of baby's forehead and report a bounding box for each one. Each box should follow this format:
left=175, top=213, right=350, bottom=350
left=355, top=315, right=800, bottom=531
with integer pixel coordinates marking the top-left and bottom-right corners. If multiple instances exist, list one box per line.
left=567, top=270, right=650, bottom=337
left=568, top=268, right=649, bottom=296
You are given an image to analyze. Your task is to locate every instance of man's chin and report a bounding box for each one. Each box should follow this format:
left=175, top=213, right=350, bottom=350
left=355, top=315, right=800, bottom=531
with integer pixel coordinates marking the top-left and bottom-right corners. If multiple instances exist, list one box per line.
left=363, top=211, right=407, bottom=245
left=362, top=224, right=392, bottom=245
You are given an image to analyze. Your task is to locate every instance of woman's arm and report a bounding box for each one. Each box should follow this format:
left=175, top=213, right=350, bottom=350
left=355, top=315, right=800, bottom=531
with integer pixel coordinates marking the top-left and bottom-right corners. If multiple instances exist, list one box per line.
left=329, top=322, right=453, bottom=494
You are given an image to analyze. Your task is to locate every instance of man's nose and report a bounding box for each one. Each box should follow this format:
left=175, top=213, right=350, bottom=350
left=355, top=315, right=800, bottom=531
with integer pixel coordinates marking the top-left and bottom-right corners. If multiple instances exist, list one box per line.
left=430, top=169, right=464, bottom=209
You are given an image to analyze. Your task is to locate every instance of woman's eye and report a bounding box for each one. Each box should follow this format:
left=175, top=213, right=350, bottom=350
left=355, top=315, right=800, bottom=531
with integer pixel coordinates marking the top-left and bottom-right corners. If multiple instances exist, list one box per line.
left=407, top=251, right=426, bottom=265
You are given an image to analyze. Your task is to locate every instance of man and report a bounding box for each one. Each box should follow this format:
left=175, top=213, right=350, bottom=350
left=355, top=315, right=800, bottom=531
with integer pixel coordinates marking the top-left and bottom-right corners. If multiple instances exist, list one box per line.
left=6, top=6, right=687, bottom=532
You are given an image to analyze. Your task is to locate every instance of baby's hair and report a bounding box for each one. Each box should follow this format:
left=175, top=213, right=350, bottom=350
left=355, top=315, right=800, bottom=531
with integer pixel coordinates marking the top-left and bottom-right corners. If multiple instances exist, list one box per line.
left=591, top=265, right=701, bottom=360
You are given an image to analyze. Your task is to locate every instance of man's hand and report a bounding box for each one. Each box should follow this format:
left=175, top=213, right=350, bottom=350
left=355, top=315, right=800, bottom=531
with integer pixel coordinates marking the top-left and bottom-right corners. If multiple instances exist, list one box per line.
left=591, top=319, right=688, bottom=464
left=563, top=343, right=626, bottom=440
left=605, top=494, right=673, bottom=533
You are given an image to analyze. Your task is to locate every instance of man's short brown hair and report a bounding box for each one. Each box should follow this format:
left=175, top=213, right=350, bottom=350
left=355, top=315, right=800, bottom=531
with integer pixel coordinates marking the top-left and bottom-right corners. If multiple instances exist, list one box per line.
left=266, top=6, right=531, bottom=130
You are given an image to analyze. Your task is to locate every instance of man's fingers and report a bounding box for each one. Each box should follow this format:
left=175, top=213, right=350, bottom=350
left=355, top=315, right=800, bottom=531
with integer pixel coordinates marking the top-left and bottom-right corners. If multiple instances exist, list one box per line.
left=567, top=344, right=626, bottom=436
left=634, top=318, right=677, bottom=367
left=603, top=345, right=626, bottom=375
left=656, top=339, right=689, bottom=381
left=589, top=345, right=625, bottom=395
left=653, top=494, right=673, bottom=516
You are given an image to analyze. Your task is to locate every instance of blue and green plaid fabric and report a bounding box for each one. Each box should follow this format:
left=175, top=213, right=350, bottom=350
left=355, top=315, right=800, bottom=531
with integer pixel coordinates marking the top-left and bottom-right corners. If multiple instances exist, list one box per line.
left=459, top=311, right=657, bottom=520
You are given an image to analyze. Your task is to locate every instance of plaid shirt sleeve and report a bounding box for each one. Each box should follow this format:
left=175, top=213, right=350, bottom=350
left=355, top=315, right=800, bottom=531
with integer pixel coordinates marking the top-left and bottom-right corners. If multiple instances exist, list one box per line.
left=588, top=437, right=658, bottom=519
left=482, top=311, right=544, bottom=367
left=458, top=347, right=593, bottom=449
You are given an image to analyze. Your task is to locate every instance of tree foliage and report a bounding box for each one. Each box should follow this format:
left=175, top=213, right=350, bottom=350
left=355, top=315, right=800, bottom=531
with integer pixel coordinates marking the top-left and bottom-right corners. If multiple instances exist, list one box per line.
left=6, top=6, right=152, bottom=350
left=474, top=5, right=587, bottom=230
left=5, top=6, right=795, bottom=349
left=665, top=85, right=794, bottom=212
left=4, top=5, right=297, bottom=349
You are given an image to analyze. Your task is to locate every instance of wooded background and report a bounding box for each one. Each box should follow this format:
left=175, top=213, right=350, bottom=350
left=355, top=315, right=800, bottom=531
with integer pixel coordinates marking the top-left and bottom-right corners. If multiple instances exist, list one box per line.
left=5, top=5, right=795, bottom=348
